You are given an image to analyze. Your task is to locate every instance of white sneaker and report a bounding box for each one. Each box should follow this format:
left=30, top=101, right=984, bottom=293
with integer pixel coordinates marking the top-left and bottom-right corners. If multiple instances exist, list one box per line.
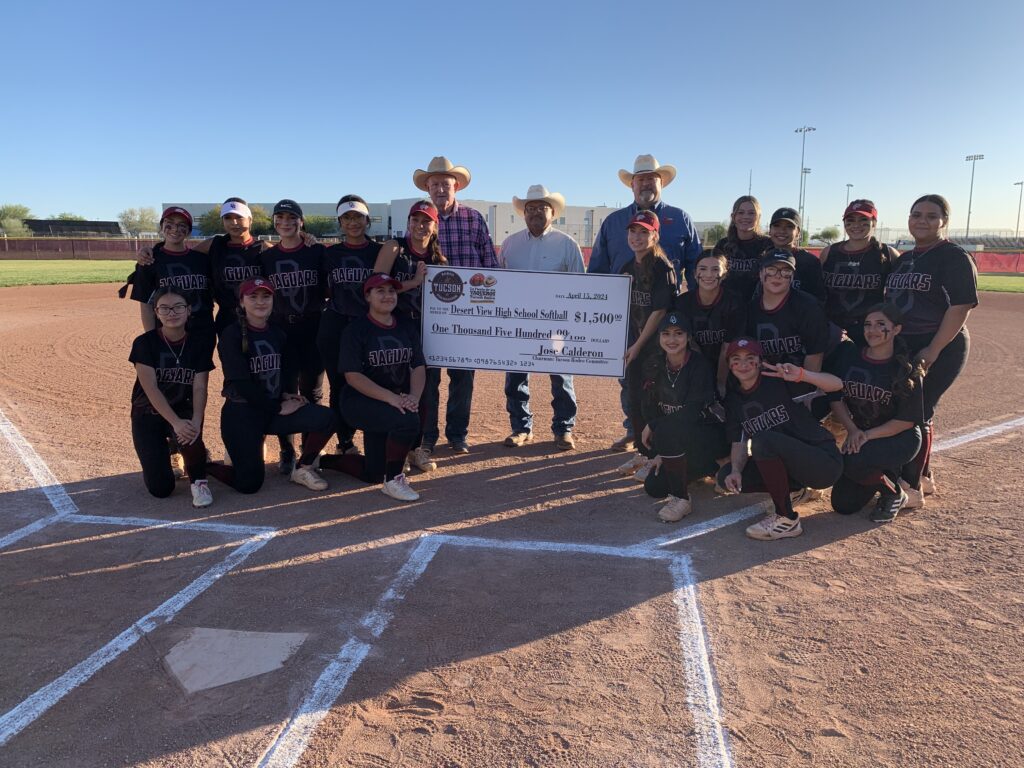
left=171, top=452, right=186, bottom=480
left=617, top=453, right=647, bottom=476
left=745, top=512, right=803, bottom=540
left=409, top=447, right=437, bottom=473
left=790, top=487, right=814, bottom=506
left=634, top=460, right=654, bottom=483
left=190, top=480, right=213, bottom=508
left=898, top=479, right=925, bottom=510
left=658, top=495, right=692, bottom=523
left=921, top=473, right=937, bottom=496
left=382, top=473, right=420, bottom=502
left=290, top=465, right=328, bottom=491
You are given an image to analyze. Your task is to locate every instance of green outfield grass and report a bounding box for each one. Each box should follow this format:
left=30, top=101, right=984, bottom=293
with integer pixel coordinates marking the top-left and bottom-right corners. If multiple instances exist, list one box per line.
left=977, top=273, right=1024, bottom=293
left=0, top=260, right=133, bottom=287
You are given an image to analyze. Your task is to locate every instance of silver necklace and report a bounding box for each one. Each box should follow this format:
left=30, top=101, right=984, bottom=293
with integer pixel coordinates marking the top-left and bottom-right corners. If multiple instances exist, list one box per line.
left=162, top=331, right=187, bottom=366
left=665, top=363, right=683, bottom=388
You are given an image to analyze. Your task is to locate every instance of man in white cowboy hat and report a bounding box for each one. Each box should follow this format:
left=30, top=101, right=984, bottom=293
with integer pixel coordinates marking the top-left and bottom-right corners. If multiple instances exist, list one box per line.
left=588, top=154, right=702, bottom=452
left=499, top=185, right=585, bottom=451
left=410, top=156, right=500, bottom=460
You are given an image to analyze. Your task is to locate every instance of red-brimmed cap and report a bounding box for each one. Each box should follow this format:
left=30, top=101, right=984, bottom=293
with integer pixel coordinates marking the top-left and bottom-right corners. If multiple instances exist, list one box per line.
left=408, top=200, right=439, bottom=223
left=161, top=206, right=193, bottom=227
left=239, top=277, right=275, bottom=298
left=725, top=337, right=763, bottom=359
left=628, top=210, right=660, bottom=232
left=844, top=200, right=878, bottom=220
left=363, top=273, right=402, bottom=294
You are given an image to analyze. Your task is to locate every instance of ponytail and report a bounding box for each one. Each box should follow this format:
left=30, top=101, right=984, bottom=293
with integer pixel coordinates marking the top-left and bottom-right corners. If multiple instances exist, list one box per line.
left=428, top=233, right=448, bottom=266
left=236, top=305, right=249, bottom=354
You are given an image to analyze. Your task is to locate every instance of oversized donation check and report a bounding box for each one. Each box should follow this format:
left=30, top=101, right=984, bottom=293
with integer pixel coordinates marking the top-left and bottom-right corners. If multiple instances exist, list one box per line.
left=422, top=265, right=631, bottom=377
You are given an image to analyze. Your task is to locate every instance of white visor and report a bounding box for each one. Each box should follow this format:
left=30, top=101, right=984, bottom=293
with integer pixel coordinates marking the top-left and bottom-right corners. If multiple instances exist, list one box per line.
left=220, top=201, right=253, bottom=219
left=337, top=200, right=370, bottom=218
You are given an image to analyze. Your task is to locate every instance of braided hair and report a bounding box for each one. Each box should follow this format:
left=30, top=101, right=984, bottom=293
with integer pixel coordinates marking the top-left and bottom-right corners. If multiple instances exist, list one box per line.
left=236, top=305, right=250, bottom=354
left=865, top=302, right=926, bottom=398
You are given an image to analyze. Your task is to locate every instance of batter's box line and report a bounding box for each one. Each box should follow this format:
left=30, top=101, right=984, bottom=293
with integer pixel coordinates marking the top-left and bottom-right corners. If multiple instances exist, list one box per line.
left=257, top=533, right=734, bottom=768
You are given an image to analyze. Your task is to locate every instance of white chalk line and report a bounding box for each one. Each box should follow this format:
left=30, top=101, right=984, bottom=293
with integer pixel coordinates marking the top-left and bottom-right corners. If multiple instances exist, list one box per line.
left=933, top=415, right=1024, bottom=453
left=64, top=513, right=275, bottom=538
left=670, top=555, right=734, bottom=768
left=0, top=531, right=272, bottom=747
left=0, top=405, right=79, bottom=549
left=636, top=502, right=771, bottom=551
left=437, top=532, right=672, bottom=560
left=257, top=536, right=442, bottom=768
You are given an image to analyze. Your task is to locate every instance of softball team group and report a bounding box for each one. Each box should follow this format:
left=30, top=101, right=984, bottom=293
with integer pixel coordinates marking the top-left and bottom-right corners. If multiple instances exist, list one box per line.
left=125, top=191, right=977, bottom=540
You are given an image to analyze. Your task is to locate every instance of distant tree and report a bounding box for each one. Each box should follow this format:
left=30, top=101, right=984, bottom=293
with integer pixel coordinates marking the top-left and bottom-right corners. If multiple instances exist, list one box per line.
left=118, top=207, right=160, bottom=235
left=0, top=204, right=32, bottom=237
left=703, top=222, right=727, bottom=246
left=48, top=212, right=87, bottom=221
left=249, top=205, right=272, bottom=237
left=303, top=215, right=337, bottom=237
left=812, top=226, right=841, bottom=245
left=197, top=207, right=223, bottom=236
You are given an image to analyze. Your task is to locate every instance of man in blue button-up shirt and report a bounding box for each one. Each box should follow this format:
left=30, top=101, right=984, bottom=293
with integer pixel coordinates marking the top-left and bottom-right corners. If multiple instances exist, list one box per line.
left=588, top=155, right=701, bottom=451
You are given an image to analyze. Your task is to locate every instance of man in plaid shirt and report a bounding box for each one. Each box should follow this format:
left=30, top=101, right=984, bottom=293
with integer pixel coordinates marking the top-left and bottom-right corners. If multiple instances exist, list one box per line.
left=409, top=156, right=499, bottom=465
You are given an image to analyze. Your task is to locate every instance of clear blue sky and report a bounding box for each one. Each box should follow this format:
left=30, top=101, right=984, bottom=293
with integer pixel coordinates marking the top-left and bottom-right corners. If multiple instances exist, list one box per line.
left=3, top=0, right=1023, bottom=234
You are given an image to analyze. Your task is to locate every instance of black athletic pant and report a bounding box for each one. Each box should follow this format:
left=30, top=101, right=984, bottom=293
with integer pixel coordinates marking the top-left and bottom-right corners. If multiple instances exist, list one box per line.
left=208, top=401, right=336, bottom=494
left=716, top=432, right=842, bottom=519
left=278, top=314, right=326, bottom=455
left=831, top=427, right=921, bottom=514
left=316, top=310, right=357, bottom=450
left=131, top=412, right=207, bottom=498
left=625, top=351, right=658, bottom=458
left=643, top=417, right=728, bottom=500
left=324, top=389, right=421, bottom=482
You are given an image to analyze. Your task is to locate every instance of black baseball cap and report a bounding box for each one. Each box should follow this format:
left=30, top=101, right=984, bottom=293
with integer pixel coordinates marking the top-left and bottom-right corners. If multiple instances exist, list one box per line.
left=658, top=311, right=692, bottom=334
left=770, top=207, right=801, bottom=227
left=760, top=249, right=797, bottom=269
left=273, top=199, right=303, bottom=218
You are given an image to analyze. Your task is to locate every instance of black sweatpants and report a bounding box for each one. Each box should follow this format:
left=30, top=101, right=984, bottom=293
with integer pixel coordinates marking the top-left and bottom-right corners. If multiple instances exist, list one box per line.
left=209, top=401, right=336, bottom=494
left=625, top=351, right=658, bottom=458
left=131, top=412, right=208, bottom=498
left=643, top=417, right=728, bottom=500
left=328, top=389, right=422, bottom=482
left=278, top=314, right=326, bottom=454
left=716, top=431, right=843, bottom=519
left=832, top=427, right=922, bottom=514
left=316, top=310, right=357, bottom=449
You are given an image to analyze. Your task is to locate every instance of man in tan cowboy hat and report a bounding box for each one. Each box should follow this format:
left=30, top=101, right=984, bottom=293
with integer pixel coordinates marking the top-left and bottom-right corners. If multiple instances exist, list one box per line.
left=500, top=185, right=585, bottom=451
left=587, top=154, right=701, bottom=452
left=410, top=156, right=500, bottom=461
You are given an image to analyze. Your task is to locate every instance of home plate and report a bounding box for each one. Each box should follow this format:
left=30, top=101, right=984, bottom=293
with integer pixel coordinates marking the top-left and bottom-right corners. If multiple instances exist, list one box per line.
left=164, top=628, right=308, bottom=694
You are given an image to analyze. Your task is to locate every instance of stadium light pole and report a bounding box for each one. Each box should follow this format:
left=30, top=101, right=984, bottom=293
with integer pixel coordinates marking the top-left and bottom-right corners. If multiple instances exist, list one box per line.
left=846, top=183, right=853, bottom=207
left=964, top=153, right=984, bottom=238
left=795, top=126, right=816, bottom=221
left=1014, top=181, right=1023, bottom=245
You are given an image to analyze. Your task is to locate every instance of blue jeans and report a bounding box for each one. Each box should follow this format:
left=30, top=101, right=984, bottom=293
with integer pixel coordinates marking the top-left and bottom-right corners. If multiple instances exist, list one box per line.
left=618, top=376, right=632, bottom=434
left=504, top=372, right=577, bottom=436
left=421, top=367, right=474, bottom=448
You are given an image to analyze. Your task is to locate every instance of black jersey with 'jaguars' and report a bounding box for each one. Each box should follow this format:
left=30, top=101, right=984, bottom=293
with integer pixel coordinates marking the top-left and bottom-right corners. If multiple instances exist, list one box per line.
left=261, top=242, right=326, bottom=320
left=725, top=374, right=834, bottom=447
left=674, top=288, right=747, bottom=367
left=324, top=240, right=381, bottom=317
left=130, top=245, right=214, bottom=330
left=218, top=322, right=285, bottom=405
left=129, top=329, right=215, bottom=417
left=826, top=341, right=923, bottom=430
left=339, top=315, right=425, bottom=393
left=885, top=241, right=978, bottom=337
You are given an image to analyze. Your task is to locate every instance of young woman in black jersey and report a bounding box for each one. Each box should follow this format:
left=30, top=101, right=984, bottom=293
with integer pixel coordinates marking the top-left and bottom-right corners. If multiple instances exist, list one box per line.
left=674, top=249, right=746, bottom=394
left=818, top=200, right=896, bottom=345
left=372, top=200, right=447, bottom=473
left=317, top=274, right=425, bottom=503
left=129, top=287, right=214, bottom=507
left=639, top=311, right=728, bottom=522
left=205, top=278, right=336, bottom=495
left=765, top=207, right=826, bottom=304
left=885, top=194, right=978, bottom=508
left=615, top=210, right=678, bottom=482
left=716, top=196, right=772, bottom=300
left=828, top=304, right=925, bottom=522
left=717, top=338, right=844, bottom=540
left=261, top=199, right=327, bottom=473
left=317, top=195, right=381, bottom=457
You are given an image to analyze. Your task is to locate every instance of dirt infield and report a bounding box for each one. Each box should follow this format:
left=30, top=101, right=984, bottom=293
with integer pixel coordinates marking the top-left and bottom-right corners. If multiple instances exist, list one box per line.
left=1, top=284, right=1022, bottom=768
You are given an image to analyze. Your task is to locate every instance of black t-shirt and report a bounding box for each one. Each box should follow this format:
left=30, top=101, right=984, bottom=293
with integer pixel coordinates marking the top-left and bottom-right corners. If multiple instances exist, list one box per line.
left=674, top=287, right=747, bottom=368
left=640, top=351, right=717, bottom=429
left=129, top=329, right=215, bottom=417
left=130, top=245, right=215, bottom=330
left=218, top=322, right=285, bottom=405
left=745, top=288, right=829, bottom=367
left=339, top=314, right=425, bottom=393
left=389, top=237, right=432, bottom=321
left=792, top=249, right=826, bottom=305
left=725, top=374, right=835, bottom=447
left=621, top=257, right=677, bottom=347
left=261, top=242, right=326, bottom=320
left=717, top=235, right=772, bottom=300
left=209, top=235, right=265, bottom=319
left=885, top=241, right=979, bottom=337
left=324, top=240, right=381, bottom=316
left=821, top=239, right=893, bottom=334
left=826, top=341, right=924, bottom=430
